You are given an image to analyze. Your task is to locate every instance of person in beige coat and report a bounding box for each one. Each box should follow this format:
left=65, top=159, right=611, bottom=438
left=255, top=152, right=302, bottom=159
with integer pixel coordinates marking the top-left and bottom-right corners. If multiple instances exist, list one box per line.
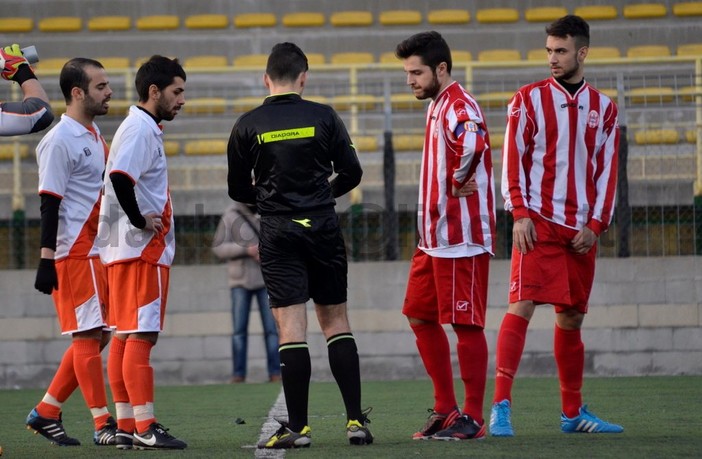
left=212, top=202, right=281, bottom=383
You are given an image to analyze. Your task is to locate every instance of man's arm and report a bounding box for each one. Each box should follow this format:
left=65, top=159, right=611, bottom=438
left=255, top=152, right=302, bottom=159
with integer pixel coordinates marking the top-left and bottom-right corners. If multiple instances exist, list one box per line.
left=226, top=123, right=256, bottom=204
left=329, top=112, right=362, bottom=198
left=34, top=193, right=60, bottom=294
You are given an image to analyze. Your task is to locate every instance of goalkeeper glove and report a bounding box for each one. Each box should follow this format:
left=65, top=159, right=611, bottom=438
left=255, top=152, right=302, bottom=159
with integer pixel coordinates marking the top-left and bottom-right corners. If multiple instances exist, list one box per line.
left=0, top=43, right=30, bottom=81
left=34, top=258, right=59, bottom=295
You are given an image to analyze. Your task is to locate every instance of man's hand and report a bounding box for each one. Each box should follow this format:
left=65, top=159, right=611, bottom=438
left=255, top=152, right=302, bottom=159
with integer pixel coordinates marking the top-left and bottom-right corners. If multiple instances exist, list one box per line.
left=512, top=217, right=537, bottom=254
left=247, top=244, right=260, bottom=262
left=452, top=173, right=478, bottom=197
left=143, top=213, right=164, bottom=233
left=571, top=227, right=597, bottom=254
left=0, top=44, right=29, bottom=81
left=34, top=258, right=58, bottom=294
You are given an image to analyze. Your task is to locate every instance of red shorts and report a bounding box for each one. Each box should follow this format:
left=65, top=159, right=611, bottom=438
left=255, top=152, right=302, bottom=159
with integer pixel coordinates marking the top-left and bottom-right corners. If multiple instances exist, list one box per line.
left=403, top=248, right=489, bottom=327
left=509, top=213, right=596, bottom=313
left=53, top=257, right=109, bottom=334
left=106, top=260, right=169, bottom=333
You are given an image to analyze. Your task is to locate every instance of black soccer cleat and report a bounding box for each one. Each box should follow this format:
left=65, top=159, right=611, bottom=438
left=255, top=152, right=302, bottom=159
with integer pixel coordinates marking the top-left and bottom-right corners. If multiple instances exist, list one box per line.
left=25, top=408, right=80, bottom=446
left=132, top=422, right=187, bottom=450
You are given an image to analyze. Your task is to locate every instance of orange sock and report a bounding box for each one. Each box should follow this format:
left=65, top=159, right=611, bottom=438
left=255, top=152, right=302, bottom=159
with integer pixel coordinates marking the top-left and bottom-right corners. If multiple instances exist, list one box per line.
left=36, top=345, right=79, bottom=420
left=123, top=338, right=156, bottom=433
left=73, top=338, right=110, bottom=429
left=108, top=336, right=135, bottom=432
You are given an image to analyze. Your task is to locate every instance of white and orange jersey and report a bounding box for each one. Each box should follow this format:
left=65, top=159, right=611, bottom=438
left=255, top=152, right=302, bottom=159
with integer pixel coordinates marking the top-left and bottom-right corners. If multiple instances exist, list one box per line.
left=501, top=77, right=619, bottom=235
left=418, top=81, right=496, bottom=257
left=98, top=106, right=175, bottom=267
left=36, top=114, right=108, bottom=260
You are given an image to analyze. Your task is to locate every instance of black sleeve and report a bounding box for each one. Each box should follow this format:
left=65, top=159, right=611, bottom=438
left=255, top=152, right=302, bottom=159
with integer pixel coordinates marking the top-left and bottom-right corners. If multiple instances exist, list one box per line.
left=329, top=112, right=363, bottom=198
left=110, top=172, right=146, bottom=229
left=39, top=193, right=61, bottom=250
left=227, top=120, right=256, bottom=204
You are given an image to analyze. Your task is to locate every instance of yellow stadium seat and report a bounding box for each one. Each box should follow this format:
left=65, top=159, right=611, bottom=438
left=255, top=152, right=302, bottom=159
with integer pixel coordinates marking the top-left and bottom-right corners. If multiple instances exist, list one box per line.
left=184, top=55, right=229, bottom=68
left=96, top=57, right=131, bottom=69
left=476, top=8, right=520, bottom=24
left=634, top=129, right=679, bottom=145
left=626, top=45, right=671, bottom=58
left=525, top=7, right=568, bottom=22
left=673, top=2, right=702, bottom=16
left=476, top=91, right=514, bottom=109
left=304, top=95, right=329, bottom=105
left=427, top=9, right=470, bottom=24
left=38, top=17, right=82, bottom=32
left=685, top=129, right=698, bottom=143
left=330, top=52, right=375, bottom=65
left=677, top=43, right=702, bottom=56
left=164, top=140, right=180, bottom=156
left=628, top=87, right=675, bottom=104
left=452, top=51, right=473, bottom=63
left=527, top=48, right=546, bottom=61
left=379, top=10, right=422, bottom=25
left=599, top=88, right=619, bottom=99
left=587, top=46, right=622, bottom=59
left=331, top=94, right=379, bottom=111
left=88, top=16, right=131, bottom=31
left=330, top=11, right=373, bottom=27
left=393, top=134, right=425, bottom=152
left=623, top=3, right=667, bottom=19
left=678, top=86, right=702, bottom=102
left=136, top=15, right=180, bottom=31
left=351, top=135, right=379, bottom=152
left=106, top=99, right=131, bottom=114
left=0, top=143, right=30, bottom=161
left=185, top=14, right=229, bottom=29
left=282, top=12, right=325, bottom=27
left=306, top=53, right=326, bottom=65
left=233, top=54, right=268, bottom=67
left=232, top=96, right=264, bottom=112
left=573, top=5, right=618, bottom=20
left=49, top=100, right=67, bottom=116
left=478, top=49, right=522, bottom=62
left=390, top=93, right=427, bottom=111
left=183, top=97, right=228, bottom=115
left=0, top=17, right=34, bottom=33
left=234, top=13, right=276, bottom=28
left=37, top=58, right=69, bottom=71
left=380, top=52, right=399, bottom=64
left=184, top=140, right=228, bottom=156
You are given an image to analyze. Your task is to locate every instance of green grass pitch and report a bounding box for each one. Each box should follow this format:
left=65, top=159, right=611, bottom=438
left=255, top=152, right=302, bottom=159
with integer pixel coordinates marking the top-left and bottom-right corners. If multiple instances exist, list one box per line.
left=1, top=376, right=700, bottom=458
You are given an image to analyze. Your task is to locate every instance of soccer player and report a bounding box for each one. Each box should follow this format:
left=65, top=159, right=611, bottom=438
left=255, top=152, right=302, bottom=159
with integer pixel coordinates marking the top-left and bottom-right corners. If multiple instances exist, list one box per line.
left=490, top=15, right=623, bottom=436
left=0, top=43, right=53, bottom=136
left=395, top=31, right=496, bottom=441
left=27, top=58, right=116, bottom=446
left=228, top=42, right=372, bottom=449
left=98, top=55, right=187, bottom=450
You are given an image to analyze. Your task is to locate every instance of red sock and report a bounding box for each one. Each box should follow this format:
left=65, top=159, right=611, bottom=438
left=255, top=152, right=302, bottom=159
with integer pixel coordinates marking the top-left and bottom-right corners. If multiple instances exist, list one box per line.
left=36, top=345, right=79, bottom=420
left=123, top=338, right=155, bottom=433
left=73, top=338, right=110, bottom=429
left=493, top=313, right=529, bottom=404
left=410, top=322, right=456, bottom=414
left=554, top=325, right=584, bottom=418
left=108, top=336, right=135, bottom=432
left=455, top=326, right=487, bottom=425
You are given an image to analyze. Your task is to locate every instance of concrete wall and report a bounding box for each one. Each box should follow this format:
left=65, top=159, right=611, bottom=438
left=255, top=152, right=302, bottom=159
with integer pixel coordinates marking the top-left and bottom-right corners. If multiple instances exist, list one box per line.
left=1, top=257, right=701, bottom=389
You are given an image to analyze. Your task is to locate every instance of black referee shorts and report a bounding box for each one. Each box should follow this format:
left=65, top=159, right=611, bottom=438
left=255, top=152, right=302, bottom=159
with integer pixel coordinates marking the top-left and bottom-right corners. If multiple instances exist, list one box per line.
left=259, top=211, right=348, bottom=308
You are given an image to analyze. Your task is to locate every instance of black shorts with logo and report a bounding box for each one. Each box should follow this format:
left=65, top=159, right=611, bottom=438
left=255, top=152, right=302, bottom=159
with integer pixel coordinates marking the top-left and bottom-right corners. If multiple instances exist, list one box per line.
left=259, top=210, right=348, bottom=307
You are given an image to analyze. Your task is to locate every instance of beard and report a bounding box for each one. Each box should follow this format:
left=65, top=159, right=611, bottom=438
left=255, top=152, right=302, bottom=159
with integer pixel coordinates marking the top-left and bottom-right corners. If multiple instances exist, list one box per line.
left=552, top=58, right=580, bottom=81
left=415, top=73, right=442, bottom=100
left=85, top=95, right=109, bottom=117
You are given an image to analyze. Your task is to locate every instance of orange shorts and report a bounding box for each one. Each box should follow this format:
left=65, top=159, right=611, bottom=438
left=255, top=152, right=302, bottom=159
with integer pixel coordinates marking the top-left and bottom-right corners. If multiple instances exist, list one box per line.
left=403, top=249, right=489, bottom=327
left=106, top=260, right=169, bottom=333
left=508, top=213, right=596, bottom=313
left=52, top=257, right=109, bottom=334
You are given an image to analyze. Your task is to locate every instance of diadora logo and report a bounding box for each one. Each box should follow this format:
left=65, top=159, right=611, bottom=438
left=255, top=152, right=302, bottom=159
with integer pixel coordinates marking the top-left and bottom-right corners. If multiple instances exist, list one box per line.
left=456, top=300, right=469, bottom=311
left=509, top=281, right=518, bottom=292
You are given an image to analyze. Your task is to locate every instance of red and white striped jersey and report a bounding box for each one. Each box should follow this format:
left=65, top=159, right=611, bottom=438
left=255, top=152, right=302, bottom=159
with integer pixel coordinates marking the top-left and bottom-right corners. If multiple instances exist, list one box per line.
left=417, top=81, right=496, bottom=256
left=501, top=77, right=619, bottom=235
left=36, top=114, right=108, bottom=260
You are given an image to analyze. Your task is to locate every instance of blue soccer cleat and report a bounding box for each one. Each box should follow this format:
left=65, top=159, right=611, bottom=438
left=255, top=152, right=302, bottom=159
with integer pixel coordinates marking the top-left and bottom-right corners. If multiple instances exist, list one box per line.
left=560, top=405, right=624, bottom=433
left=489, top=399, right=514, bottom=437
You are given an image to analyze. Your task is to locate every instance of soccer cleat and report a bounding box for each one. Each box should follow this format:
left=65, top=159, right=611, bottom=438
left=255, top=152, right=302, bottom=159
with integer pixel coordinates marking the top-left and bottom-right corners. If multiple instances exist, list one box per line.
left=432, top=414, right=486, bottom=441
left=490, top=399, right=515, bottom=437
left=114, top=429, right=134, bottom=450
left=412, top=407, right=461, bottom=440
left=132, top=422, right=187, bottom=450
left=346, top=407, right=374, bottom=445
left=561, top=405, right=624, bottom=433
left=258, top=420, right=311, bottom=449
left=93, top=416, right=117, bottom=445
left=25, top=408, right=80, bottom=446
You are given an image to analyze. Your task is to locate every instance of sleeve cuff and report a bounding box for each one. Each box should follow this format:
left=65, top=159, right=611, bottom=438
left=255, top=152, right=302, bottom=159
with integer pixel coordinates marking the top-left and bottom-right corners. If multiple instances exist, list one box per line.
left=511, top=207, right=530, bottom=220
left=586, top=219, right=605, bottom=236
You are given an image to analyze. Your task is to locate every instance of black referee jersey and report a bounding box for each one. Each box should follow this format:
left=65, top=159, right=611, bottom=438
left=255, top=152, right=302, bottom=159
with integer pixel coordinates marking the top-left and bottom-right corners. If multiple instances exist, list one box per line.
left=227, top=92, right=362, bottom=216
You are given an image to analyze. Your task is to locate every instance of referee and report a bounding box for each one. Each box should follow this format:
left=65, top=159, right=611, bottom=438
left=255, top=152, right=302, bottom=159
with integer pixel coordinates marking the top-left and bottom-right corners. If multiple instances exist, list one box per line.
left=227, top=42, right=372, bottom=449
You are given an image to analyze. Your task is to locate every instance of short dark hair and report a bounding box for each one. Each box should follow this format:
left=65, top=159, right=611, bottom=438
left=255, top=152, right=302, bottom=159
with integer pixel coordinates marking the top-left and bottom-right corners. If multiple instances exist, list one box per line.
left=266, top=42, right=308, bottom=82
left=135, top=55, right=186, bottom=102
left=395, top=31, right=452, bottom=74
left=545, top=15, right=590, bottom=49
left=59, top=57, right=104, bottom=103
